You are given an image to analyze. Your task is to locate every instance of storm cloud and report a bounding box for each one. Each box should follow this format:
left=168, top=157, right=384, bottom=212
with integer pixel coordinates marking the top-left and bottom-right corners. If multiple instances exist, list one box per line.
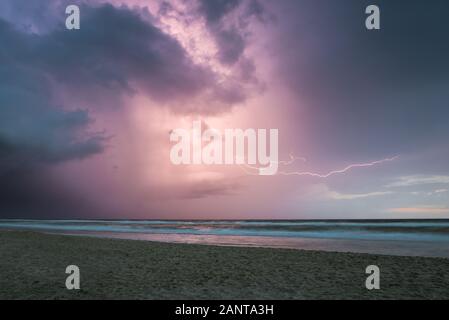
left=198, top=0, right=267, bottom=65
left=1, top=0, right=448, bottom=219
left=271, top=0, right=449, bottom=158
left=0, top=2, right=243, bottom=217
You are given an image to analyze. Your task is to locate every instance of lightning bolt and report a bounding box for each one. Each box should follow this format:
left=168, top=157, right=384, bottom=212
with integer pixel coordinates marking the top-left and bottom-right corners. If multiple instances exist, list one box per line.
left=239, top=152, right=305, bottom=174
left=278, top=153, right=307, bottom=165
left=240, top=155, right=398, bottom=178
left=278, top=155, right=398, bottom=178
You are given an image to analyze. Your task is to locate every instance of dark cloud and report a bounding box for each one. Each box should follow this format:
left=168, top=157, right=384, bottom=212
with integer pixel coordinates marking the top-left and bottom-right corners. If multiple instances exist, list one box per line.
left=244, top=0, right=267, bottom=22
left=214, top=28, right=246, bottom=65
left=0, top=16, right=107, bottom=217
left=0, top=0, right=62, bottom=33
left=0, top=167, right=103, bottom=219
left=0, top=2, right=252, bottom=217
left=0, top=42, right=105, bottom=169
left=33, top=4, right=214, bottom=104
left=198, top=0, right=266, bottom=65
left=199, top=0, right=242, bottom=23
left=272, top=0, right=449, bottom=158
left=1, top=2, right=244, bottom=110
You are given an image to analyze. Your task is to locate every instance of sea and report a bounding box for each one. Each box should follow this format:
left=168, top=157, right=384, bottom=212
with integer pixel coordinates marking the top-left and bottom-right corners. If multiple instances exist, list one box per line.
left=1, top=219, right=449, bottom=258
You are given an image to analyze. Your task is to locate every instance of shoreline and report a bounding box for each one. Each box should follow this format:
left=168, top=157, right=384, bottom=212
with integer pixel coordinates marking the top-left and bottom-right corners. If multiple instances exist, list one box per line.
left=2, top=219, right=449, bottom=260
left=63, top=230, right=449, bottom=259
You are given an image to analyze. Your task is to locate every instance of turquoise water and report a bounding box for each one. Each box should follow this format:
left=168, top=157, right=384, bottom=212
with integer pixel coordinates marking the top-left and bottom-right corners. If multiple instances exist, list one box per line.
left=1, top=219, right=449, bottom=242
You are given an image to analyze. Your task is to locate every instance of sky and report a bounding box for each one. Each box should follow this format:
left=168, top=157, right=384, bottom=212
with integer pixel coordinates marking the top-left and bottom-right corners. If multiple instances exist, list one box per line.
left=1, top=0, right=449, bottom=219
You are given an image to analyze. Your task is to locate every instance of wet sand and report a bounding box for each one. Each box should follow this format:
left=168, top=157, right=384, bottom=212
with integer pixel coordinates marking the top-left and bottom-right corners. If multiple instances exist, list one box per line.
left=65, top=231, right=449, bottom=258
left=1, top=230, right=448, bottom=299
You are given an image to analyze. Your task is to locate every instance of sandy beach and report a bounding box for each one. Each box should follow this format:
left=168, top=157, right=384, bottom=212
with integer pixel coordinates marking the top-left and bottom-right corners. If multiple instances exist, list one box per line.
left=1, top=230, right=448, bottom=300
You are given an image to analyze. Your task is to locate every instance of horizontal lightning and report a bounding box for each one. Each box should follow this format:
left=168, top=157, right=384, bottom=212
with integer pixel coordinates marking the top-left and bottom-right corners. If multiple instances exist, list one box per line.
left=240, top=155, right=398, bottom=178
left=278, top=156, right=399, bottom=178
left=239, top=152, right=305, bottom=174
left=278, top=153, right=307, bottom=165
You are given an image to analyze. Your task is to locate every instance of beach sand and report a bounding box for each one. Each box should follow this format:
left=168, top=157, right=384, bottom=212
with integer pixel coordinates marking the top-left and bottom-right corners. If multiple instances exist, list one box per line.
left=1, top=230, right=448, bottom=300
